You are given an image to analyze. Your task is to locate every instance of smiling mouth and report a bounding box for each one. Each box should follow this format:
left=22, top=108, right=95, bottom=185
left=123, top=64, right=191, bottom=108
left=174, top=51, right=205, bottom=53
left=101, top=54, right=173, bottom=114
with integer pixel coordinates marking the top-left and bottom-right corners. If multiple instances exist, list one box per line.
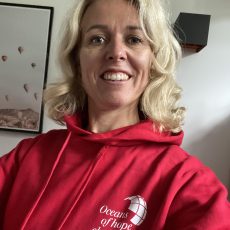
left=102, top=72, right=130, bottom=81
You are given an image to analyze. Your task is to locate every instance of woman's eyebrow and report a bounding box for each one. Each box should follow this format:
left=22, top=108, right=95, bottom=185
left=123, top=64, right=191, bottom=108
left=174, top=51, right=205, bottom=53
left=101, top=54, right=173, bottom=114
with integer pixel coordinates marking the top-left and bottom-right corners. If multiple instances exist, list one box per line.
left=85, top=25, right=142, bottom=33
left=126, top=25, right=142, bottom=31
left=86, top=24, right=108, bottom=33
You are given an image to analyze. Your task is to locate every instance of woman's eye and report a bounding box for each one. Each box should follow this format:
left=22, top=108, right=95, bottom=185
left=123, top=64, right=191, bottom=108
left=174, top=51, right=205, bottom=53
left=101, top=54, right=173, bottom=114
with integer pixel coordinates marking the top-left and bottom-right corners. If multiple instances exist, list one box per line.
left=127, top=36, right=142, bottom=45
left=90, top=36, right=106, bottom=45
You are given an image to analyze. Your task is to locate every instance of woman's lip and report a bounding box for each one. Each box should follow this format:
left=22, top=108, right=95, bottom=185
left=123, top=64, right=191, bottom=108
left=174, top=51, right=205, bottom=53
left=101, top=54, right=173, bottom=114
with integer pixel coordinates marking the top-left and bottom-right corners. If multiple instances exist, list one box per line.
left=101, top=72, right=130, bottom=81
left=100, top=71, right=132, bottom=81
left=101, top=69, right=132, bottom=77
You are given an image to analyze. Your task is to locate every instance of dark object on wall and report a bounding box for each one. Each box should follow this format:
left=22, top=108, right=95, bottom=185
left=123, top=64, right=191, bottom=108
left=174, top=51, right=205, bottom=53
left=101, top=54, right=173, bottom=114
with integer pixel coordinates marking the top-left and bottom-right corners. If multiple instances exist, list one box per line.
left=174, top=12, right=211, bottom=52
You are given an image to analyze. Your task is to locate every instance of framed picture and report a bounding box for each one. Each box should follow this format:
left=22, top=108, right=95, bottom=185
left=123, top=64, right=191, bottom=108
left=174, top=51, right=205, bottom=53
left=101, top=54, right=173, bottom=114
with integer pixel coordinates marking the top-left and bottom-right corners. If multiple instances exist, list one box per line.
left=0, top=3, right=53, bottom=133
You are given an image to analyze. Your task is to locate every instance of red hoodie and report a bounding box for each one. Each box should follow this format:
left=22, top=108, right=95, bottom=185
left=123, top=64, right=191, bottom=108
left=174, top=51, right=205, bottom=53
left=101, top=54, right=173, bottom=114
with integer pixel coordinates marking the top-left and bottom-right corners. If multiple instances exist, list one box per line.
left=0, top=115, right=230, bottom=230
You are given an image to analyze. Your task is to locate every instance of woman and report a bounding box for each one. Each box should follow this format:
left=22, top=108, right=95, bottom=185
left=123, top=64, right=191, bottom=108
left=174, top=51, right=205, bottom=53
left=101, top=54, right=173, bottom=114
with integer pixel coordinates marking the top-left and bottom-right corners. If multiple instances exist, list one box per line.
left=1, top=0, right=229, bottom=229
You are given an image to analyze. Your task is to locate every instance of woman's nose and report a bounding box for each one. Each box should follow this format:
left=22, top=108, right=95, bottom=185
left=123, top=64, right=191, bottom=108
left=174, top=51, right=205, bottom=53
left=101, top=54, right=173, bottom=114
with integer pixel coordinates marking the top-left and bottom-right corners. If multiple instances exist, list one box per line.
left=105, top=37, right=127, bottom=61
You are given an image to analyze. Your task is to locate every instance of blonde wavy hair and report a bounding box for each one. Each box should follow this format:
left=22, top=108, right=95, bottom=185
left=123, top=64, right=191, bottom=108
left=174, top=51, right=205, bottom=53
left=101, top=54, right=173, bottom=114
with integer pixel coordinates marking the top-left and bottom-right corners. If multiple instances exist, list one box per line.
left=44, top=0, right=185, bottom=133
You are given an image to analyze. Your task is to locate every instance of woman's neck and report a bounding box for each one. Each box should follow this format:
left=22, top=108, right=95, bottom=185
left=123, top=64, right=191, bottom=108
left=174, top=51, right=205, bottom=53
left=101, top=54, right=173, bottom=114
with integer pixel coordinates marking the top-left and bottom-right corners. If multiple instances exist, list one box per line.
left=87, top=106, right=140, bottom=133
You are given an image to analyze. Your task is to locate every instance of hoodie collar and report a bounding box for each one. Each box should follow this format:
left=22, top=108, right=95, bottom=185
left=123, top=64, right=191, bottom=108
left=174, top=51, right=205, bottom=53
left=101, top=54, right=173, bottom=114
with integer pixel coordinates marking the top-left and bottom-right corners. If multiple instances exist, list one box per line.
left=64, top=114, right=183, bottom=146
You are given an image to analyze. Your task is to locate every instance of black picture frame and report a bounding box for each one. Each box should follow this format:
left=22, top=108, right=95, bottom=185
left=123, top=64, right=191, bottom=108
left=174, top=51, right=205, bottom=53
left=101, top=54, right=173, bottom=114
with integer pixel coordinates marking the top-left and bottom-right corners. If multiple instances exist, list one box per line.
left=0, top=3, right=53, bottom=133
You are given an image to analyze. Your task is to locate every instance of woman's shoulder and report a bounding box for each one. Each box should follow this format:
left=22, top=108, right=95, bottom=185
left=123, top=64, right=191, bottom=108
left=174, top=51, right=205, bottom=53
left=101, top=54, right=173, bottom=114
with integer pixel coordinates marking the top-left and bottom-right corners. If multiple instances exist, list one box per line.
left=20, top=128, right=68, bottom=147
left=0, top=129, right=69, bottom=165
left=143, top=141, right=219, bottom=181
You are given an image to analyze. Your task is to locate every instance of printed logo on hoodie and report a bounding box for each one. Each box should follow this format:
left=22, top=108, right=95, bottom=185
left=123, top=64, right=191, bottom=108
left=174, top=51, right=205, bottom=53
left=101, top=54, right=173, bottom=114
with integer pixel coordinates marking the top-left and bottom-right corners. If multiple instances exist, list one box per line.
left=92, top=195, right=147, bottom=230
left=125, top=195, right=147, bottom=226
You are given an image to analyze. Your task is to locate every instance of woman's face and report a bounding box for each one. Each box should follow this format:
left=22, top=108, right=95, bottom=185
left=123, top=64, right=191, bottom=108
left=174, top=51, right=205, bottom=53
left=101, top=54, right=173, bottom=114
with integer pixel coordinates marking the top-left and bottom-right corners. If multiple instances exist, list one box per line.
left=79, top=0, right=153, bottom=112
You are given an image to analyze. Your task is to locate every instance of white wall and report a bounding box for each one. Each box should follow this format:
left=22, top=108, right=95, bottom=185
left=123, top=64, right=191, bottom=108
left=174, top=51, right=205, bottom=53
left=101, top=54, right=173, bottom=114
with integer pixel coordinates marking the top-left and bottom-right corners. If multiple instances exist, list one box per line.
left=170, top=0, right=230, bottom=190
left=0, top=0, right=229, bottom=191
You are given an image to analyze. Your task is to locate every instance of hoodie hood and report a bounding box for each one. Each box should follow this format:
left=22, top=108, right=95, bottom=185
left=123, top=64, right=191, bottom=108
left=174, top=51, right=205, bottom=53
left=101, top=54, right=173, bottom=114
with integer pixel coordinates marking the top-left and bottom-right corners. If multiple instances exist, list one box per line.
left=64, top=114, right=184, bottom=147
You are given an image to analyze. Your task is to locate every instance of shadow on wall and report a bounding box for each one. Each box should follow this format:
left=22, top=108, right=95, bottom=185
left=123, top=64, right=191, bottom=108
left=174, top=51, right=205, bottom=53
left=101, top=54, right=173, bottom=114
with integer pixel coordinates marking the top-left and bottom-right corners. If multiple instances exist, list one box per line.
left=181, top=49, right=195, bottom=58
left=186, top=115, right=230, bottom=192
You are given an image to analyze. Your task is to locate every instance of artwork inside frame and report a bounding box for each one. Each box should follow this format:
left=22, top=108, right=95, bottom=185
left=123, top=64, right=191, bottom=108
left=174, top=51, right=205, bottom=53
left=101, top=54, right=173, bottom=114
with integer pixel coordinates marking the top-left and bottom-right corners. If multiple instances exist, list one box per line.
left=0, top=2, right=53, bottom=133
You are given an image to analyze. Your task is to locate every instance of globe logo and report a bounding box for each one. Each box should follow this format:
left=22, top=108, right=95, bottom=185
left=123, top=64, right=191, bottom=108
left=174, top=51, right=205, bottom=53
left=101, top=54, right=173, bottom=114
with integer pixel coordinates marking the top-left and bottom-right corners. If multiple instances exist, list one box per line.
left=125, top=195, right=147, bottom=226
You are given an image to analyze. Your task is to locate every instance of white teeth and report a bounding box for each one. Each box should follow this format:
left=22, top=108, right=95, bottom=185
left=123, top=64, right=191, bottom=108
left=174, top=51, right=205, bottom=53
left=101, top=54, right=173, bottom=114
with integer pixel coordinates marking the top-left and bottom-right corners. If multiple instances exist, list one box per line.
left=103, top=72, right=129, bottom=81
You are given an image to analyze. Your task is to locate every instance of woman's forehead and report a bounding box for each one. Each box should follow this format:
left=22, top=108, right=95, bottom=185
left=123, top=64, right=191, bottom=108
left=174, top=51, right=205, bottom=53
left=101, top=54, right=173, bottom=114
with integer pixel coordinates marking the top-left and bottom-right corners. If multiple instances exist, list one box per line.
left=80, top=0, right=140, bottom=32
